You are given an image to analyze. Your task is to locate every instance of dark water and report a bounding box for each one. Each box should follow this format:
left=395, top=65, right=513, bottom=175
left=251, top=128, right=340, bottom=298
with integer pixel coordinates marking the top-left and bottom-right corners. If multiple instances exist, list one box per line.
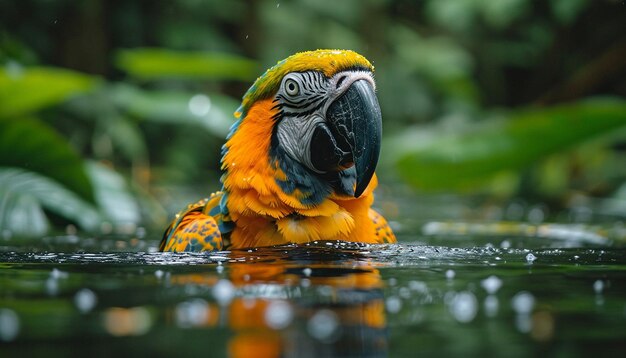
left=1, top=220, right=625, bottom=357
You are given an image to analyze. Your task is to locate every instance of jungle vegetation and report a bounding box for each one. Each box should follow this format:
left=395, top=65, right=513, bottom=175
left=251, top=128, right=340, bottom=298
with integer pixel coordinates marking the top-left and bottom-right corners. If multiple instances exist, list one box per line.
left=0, top=0, right=625, bottom=238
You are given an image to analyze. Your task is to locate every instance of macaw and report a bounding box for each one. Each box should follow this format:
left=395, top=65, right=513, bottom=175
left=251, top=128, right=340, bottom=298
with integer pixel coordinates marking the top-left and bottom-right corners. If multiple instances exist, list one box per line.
left=160, top=49, right=396, bottom=252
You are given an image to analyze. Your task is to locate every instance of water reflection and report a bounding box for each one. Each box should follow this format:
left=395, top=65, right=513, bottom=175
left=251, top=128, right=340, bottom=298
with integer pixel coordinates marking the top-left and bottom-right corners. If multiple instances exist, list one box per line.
left=165, top=248, right=388, bottom=357
left=0, top=240, right=624, bottom=355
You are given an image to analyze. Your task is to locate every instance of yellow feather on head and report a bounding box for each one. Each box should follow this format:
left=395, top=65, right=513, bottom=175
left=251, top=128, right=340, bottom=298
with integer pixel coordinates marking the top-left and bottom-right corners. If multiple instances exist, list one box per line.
left=236, top=49, right=374, bottom=119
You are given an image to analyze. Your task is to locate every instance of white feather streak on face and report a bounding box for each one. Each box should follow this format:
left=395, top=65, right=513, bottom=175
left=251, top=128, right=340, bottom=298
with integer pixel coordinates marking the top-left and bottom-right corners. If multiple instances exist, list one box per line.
left=276, top=114, right=324, bottom=172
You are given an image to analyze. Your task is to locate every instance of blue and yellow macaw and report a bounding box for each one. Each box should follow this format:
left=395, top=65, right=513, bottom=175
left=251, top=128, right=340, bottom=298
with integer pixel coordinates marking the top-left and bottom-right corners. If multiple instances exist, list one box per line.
left=160, top=49, right=396, bottom=252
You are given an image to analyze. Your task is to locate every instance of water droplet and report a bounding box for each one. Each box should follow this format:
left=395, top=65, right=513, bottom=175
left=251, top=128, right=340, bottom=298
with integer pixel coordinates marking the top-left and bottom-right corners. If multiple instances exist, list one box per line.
left=515, top=312, right=532, bottom=333
left=103, top=307, right=152, bottom=336
left=213, top=279, right=235, bottom=305
left=74, top=288, right=97, bottom=313
left=528, top=206, right=545, bottom=224
left=481, top=276, right=502, bottom=294
left=51, top=268, right=69, bottom=279
left=154, top=270, right=164, bottom=279
left=302, top=268, right=312, bottom=277
left=593, top=280, right=604, bottom=294
left=307, top=309, right=339, bottom=342
left=245, top=34, right=249, bottom=39
left=46, top=278, right=59, bottom=296
left=301, top=278, right=311, bottom=288
left=484, top=295, right=499, bottom=317
left=449, top=291, right=477, bottom=323
left=500, top=240, right=511, bottom=249
left=422, top=221, right=442, bottom=235
left=188, top=94, right=212, bottom=117
left=216, top=265, right=224, bottom=274
left=175, top=299, right=210, bottom=328
left=0, top=309, right=20, bottom=341
left=408, top=280, right=428, bottom=293
left=398, top=287, right=411, bottom=299
left=445, top=269, right=455, bottom=280
left=264, top=301, right=293, bottom=329
left=386, top=296, right=402, bottom=313
left=512, top=291, right=535, bottom=314
left=276, top=3, right=280, bottom=8
left=526, top=253, right=537, bottom=264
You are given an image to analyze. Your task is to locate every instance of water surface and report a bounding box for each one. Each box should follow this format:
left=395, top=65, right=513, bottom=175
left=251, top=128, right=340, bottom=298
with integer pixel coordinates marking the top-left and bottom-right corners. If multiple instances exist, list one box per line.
left=1, top=219, right=625, bottom=357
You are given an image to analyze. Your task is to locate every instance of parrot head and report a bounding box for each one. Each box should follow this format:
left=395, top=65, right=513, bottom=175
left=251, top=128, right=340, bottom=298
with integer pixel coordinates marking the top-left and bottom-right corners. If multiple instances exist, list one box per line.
left=224, top=50, right=382, bottom=210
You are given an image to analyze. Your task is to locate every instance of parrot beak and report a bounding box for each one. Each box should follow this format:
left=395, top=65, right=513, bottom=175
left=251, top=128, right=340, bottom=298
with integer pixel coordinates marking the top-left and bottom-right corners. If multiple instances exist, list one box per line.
left=311, top=79, right=382, bottom=198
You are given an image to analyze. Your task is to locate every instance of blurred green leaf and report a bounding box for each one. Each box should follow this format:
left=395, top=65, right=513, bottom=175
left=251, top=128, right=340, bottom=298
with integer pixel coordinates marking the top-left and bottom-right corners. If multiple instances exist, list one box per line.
left=109, top=84, right=238, bottom=137
left=426, top=0, right=529, bottom=31
left=396, top=98, right=626, bottom=190
left=550, top=0, right=588, bottom=25
left=86, top=161, right=141, bottom=230
left=115, top=48, right=258, bottom=81
left=390, top=25, right=478, bottom=105
left=0, top=66, right=96, bottom=119
left=100, top=115, right=148, bottom=163
left=0, top=117, right=94, bottom=201
left=0, top=168, right=102, bottom=237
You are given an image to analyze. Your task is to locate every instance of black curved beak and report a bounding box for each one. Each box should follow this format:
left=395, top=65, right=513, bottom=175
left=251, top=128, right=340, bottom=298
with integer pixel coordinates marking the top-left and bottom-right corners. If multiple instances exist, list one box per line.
left=311, top=79, right=382, bottom=198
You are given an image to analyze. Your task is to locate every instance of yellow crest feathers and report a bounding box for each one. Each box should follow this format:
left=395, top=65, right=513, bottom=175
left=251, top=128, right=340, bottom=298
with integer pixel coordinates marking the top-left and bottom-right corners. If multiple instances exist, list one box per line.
left=236, top=49, right=374, bottom=118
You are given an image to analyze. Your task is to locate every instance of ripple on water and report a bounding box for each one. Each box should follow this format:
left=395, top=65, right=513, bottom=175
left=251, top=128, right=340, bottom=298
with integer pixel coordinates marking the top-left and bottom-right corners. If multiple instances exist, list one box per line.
left=0, top=240, right=622, bottom=270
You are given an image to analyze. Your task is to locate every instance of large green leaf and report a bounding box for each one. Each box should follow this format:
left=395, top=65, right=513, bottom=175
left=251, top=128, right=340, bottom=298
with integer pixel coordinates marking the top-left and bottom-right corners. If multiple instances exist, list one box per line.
left=395, top=98, right=626, bottom=190
left=109, top=84, right=238, bottom=137
left=115, top=48, right=258, bottom=81
left=0, top=168, right=101, bottom=237
left=0, top=117, right=94, bottom=201
left=0, top=66, right=96, bottom=119
left=86, top=161, right=141, bottom=229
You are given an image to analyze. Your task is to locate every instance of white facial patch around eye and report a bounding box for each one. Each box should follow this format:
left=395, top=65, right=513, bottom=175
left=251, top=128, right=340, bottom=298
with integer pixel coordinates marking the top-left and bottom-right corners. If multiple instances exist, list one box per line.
left=273, top=70, right=375, bottom=174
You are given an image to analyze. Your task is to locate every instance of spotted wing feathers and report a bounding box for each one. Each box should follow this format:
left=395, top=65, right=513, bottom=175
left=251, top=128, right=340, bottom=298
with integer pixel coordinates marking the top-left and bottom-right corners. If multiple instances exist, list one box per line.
left=160, top=193, right=229, bottom=252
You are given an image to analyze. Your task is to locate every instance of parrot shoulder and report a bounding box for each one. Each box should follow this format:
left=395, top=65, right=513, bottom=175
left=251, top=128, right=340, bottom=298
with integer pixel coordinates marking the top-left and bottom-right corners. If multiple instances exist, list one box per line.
left=160, top=192, right=233, bottom=252
left=369, top=208, right=396, bottom=244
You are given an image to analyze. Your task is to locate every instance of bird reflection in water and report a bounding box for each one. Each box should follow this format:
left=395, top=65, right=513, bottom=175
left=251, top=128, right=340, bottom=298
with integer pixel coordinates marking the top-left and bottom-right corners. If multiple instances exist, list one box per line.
left=166, top=244, right=388, bottom=357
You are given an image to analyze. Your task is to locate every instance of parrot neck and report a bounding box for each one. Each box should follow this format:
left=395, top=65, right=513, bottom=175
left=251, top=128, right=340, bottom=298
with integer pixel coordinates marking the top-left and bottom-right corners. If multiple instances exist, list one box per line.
left=220, top=98, right=378, bottom=248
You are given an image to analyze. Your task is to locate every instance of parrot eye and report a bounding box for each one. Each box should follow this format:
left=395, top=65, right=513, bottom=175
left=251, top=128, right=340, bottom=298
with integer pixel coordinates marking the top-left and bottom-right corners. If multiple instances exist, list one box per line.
left=285, top=78, right=299, bottom=96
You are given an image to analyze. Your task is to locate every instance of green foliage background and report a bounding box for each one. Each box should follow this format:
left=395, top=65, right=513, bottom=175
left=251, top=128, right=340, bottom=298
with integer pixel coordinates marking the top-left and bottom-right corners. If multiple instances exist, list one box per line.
left=0, top=0, right=625, bottom=237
